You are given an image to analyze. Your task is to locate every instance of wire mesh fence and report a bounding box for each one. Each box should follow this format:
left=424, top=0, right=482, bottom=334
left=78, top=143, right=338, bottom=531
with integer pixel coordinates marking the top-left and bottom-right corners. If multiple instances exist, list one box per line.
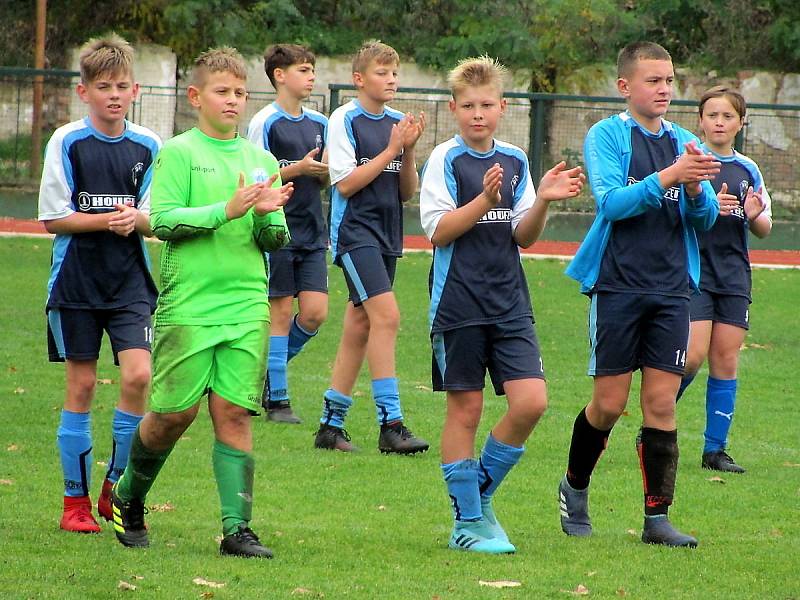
left=2, top=68, right=798, bottom=222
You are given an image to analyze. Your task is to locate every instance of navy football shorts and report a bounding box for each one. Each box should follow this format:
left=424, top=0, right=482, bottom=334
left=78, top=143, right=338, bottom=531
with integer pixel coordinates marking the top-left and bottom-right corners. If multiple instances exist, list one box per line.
left=588, top=291, right=689, bottom=376
left=47, top=301, right=153, bottom=365
left=689, top=289, right=750, bottom=330
left=339, top=246, right=397, bottom=307
left=431, top=316, right=545, bottom=395
left=268, top=248, right=328, bottom=298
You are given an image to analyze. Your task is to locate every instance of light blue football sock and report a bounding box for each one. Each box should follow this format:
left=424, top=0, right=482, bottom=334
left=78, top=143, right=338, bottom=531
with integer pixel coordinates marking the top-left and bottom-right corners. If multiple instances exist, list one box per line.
left=704, top=376, right=737, bottom=453
left=287, top=315, right=317, bottom=362
left=57, top=410, right=92, bottom=497
left=442, top=459, right=481, bottom=522
left=675, top=372, right=696, bottom=403
left=372, top=377, right=403, bottom=425
left=267, top=335, right=289, bottom=403
left=320, top=389, right=353, bottom=428
left=106, top=408, right=143, bottom=484
left=478, top=433, right=525, bottom=499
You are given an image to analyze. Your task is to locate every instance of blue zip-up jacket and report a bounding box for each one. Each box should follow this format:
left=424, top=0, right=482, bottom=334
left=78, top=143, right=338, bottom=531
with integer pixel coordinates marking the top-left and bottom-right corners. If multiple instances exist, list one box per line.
left=565, top=112, right=719, bottom=293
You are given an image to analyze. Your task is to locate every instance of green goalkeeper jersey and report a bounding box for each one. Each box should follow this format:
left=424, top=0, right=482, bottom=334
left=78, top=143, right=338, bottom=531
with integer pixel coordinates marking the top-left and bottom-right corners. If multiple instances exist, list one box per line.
left=150, top=127, right=290, bottom=326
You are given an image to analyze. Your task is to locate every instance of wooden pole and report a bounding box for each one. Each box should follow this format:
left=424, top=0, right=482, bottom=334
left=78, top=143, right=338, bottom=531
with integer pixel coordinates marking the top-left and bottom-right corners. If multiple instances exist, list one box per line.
left=30, top=0, right=47, bottom=178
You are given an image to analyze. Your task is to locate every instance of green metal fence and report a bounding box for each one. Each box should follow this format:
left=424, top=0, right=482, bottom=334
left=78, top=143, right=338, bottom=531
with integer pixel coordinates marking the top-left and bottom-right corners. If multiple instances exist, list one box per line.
left=2, top=68, right=798, bottom=221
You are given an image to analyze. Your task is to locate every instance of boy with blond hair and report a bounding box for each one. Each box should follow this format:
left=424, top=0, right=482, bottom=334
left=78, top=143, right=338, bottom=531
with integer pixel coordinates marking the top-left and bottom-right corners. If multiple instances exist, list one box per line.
left=111, top=47, right=293, bottom=558
left=247, top=44, right=329, bottom=424
left=559, top=41, right=720, bottom=548
left=315, top=40, right=428, bottom=453
left=38, top=34, right=160, bottom=534
left=420, top=56, right=585, bottom=553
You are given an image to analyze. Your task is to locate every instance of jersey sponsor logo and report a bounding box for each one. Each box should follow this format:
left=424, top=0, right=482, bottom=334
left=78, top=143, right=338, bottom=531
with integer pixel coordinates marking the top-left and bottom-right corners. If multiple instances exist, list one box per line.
left=190, top=165, right=216, bottom=174
left=278, top=159, right=297, bottom=168
left=251, top=167, right=268, bottom=183
left=359, top=157, right=402, bottom=173
left=627, top=176, right=679, bottom=202
left=477, top=207, right=512, bottom=224
left=131, top=161, right=144, bottom=187
left=77, top=192, right=135, bottom=211
left=726, top=179, right=748, bottom=220
left=510, top=174, right=520, bottom=197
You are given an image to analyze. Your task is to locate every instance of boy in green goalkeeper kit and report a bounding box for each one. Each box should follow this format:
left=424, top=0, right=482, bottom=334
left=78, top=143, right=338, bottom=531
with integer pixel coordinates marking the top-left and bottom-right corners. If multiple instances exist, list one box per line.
left=111, top=47, right=292, bottom=558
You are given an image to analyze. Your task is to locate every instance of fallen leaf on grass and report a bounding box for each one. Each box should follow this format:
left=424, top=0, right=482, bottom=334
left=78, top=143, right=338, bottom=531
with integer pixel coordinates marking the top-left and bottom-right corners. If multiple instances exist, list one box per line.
left=783, top=462, right=800, bottom=468
left=118, top=581, right=137, bottom=591
left=96, top=461, right=107, bottom=466
left=353, top=391, right=364, bottom=398
left=149, top=502, right=175, bottom=512
left=97, top=378, right=114, bottom=385
left=621, top=410, right=630, bottom=417
left=8, top=365, right=17, bottom=373
left=199, top=593, right=214, bottom=599
left=7, top=444, right=18, bottom=451
left=131, top=575, right=144, bottom=580
left=165, top=543, right=176, bottom=548
left=626, top=529, right=637, bottom=536
left=415, top=385, right=432, bottom=392
left=0, top=479, right=13, bottom=485
left=13, top=387, right=25, bottom=394
left=561, top=584, right=589, bottom=596
left=478, top=580, right=522, bottom=588
left=616, top=588, right=627, bottom=597
left=587, top=571, right=597, bottom=577
left=770, top=529, right=783, bottom=537
left=193, top=577, right=225, bottom=589
left=377, top=505, right=386, bottom=511
left=291, top=588, right=315, bottom=595
left=707, top=476, right=725, bottom=484
left=740, top=342, right=769, bottom=350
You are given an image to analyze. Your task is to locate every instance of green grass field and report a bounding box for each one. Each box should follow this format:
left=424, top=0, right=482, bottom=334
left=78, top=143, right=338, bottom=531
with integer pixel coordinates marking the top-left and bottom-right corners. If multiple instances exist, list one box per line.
left=1, top=236, right=798, bottom=599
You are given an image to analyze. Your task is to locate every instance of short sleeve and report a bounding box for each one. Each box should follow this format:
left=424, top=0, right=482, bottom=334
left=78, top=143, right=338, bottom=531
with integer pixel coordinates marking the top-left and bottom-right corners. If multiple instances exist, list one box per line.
left=510, top=156, right=536, bottom=231
left=419, top=145, right=458, bottom=240
left=327, top=107, right=357, bottom=185
left=37, top=128, right=74, bottom=221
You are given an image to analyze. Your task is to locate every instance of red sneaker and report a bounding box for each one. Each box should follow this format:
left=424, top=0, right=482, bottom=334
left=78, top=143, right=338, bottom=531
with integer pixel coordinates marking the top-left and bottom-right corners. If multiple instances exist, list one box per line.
left=97, top=479, right=113, bottom=522
left=60, top=495, right=101, bottom=533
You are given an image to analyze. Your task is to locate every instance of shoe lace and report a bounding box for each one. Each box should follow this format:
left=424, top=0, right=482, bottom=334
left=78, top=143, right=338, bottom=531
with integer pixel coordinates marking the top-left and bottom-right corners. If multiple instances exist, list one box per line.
left=394, top=423, right=414, bottom=439
left=123, top=499, right=148, bottom=529
left=235, top=526, right=261, bottom=544
left=338, top=428, right=352, bottom=442
left=719, top=451, right=735, bottom=463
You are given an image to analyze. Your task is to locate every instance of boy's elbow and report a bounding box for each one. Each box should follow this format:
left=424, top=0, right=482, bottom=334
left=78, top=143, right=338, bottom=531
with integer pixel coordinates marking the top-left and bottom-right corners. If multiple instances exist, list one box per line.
left=43, top=220, right=58, bottom=234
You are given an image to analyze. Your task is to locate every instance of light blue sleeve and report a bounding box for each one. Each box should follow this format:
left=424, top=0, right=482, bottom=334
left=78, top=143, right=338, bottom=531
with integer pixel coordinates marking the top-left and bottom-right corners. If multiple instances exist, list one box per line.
left=584, top=122, right=666, bottom=222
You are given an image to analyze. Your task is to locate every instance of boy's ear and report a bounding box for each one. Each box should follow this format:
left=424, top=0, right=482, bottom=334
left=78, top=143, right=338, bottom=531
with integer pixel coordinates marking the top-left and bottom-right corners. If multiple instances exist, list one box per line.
left=273, top=67, right=285, bottom=85
left=187, top=85, right=201, bottom=108
left=617, top=77, right=630, bottom=98
left=353, top=71, right=363, bottom=89
left=76, top=82, right=89, bottom=104
left=500, top=98, right=507, bottom=115
left=448, top=98, right=456, bottom=113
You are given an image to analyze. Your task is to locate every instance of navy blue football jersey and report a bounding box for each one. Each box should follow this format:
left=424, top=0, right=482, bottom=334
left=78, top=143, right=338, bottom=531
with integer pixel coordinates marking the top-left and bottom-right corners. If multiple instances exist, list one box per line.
left=38, top=118, right=160, bottom=311
left=596, top=124, right=688, bottom=296
left=247, top=102, right=328, bottom=250
left=696, top=149, right=771, bottom=299
left=328, top=100, right=404, bottom=262
left=420, top=136, right=537, bottom=333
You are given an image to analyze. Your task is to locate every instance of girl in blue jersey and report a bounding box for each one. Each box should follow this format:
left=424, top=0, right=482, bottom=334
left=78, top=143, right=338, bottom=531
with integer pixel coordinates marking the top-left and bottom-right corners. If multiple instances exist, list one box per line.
left=677, top=87, right=772, bottom=473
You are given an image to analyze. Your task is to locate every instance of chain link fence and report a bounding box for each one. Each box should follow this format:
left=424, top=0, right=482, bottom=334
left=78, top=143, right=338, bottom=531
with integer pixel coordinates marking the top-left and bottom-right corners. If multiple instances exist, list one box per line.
left=2, top=68, right=798, bottom=225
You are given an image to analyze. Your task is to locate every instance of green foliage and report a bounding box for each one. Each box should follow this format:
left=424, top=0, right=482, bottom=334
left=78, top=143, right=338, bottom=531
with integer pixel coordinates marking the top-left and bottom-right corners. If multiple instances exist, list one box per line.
left=3, top=0, right=800, bottom=84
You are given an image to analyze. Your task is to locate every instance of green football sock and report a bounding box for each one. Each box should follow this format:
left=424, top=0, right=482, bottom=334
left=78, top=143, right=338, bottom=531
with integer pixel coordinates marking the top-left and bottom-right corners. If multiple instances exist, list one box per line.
left=212, top=440, right=255, bottom=535
left=115, top=427, right=174, bottom=502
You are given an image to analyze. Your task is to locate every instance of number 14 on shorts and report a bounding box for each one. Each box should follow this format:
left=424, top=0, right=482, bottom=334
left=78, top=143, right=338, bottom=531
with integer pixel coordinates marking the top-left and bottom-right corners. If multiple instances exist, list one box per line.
left=674, top=348, right=686, bottom=367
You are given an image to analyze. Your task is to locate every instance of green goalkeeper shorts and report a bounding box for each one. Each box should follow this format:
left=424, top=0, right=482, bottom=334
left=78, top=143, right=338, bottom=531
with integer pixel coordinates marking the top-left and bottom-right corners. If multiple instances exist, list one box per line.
left=150, top=321, right=268, bottom=414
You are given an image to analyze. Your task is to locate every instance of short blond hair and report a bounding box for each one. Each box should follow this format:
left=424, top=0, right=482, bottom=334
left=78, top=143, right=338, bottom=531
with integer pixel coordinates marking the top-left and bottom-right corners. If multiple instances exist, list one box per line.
left=191, top=47, right=248, bottom=87
left=352, top=40, right=399, bottom=74
left=79, top=34, right=134, bottom=83
left=448, top=56, right=506, bottom=99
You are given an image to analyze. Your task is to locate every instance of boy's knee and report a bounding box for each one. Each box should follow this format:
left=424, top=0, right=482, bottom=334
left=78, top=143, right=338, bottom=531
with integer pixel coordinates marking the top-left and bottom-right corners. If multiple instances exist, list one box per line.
left=371, top=305, right=400, bottom=331
left=591, top=395, right=626, bottom=421
left=121, top=363, right=151, bottom=396
left=300, top=308, right=327, bottom=332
